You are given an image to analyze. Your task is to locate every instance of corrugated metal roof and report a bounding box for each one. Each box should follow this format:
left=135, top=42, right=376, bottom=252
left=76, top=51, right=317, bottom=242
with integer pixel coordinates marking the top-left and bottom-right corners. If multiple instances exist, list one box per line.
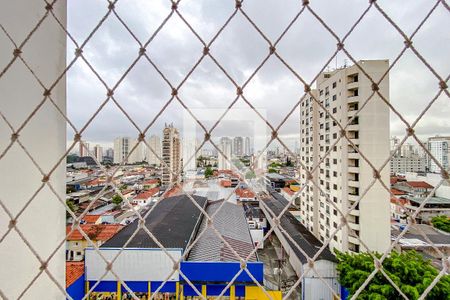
left=188, top=200, right=257, bottom=262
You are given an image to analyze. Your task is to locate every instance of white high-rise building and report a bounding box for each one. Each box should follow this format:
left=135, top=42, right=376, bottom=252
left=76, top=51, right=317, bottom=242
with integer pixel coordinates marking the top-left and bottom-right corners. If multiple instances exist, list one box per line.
left=183, top=139, right=198, bottom=173
left=105, top=148, right=114, bottom=159
left=218, top=137, right=233, bottom=170
left=233, top=136, right=244, bottom=157
left=299, top=60, right=391, bottom=253
left=93, top=144, right=103, bottom=163
left=147, top=135, right=162, bottom=166
left=79, top=141, right=90, bottom=157
left=244, top=137, right=251, bottom=156
left=162, top=124, right=181, bottom=185
left=113, top=137, right=131, bottom=164
left=427, top=136, right=450, bottom=173
left=128, top=140, right=146, bottom=163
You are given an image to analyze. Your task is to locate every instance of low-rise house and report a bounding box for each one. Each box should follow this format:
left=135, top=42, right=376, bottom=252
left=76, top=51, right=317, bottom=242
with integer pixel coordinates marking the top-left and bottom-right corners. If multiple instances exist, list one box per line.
left=394, top=181, right=434, bottom=198
left=81, top=214, right=116, bottom=225
left=143, top=178, right=159, bottom=189
left=66, top=224, right=123, bottom=261
left=402, top=196, right=450, bottom=223
left=235, top=188, right=256, bottom=202
left=132, top=188, right=159, bottom=206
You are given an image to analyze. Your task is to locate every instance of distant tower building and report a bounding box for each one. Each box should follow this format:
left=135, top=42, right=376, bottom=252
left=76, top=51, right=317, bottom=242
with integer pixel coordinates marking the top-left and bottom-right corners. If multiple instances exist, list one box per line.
left=93, top=144, right=103, bottom=162
left=147, top=135, right=162, bottom=166
left=79, top=141, right=90, bottom=157
left=218, top=137, right=233, bottom=170
left=113, top=137, right=131, bottom=164
left=105, top=148, right=114, bottom=159
left=233, top=137, right=244, bottom=157
left=244, top=137, right=251, bottom=156
left=183, top=139, right=198, bottom=173
left=128, top=140, right=146, bottom=163
left=162, top=124, right=181, bottom=185
left=427, top=136, right=450, bottom=173
left=299, top=60, right=391, bottom=253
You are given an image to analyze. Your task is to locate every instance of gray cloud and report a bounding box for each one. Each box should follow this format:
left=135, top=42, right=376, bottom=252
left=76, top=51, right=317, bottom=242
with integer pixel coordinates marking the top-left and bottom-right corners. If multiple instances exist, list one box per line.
left=67, top=0, right=450, bottom=150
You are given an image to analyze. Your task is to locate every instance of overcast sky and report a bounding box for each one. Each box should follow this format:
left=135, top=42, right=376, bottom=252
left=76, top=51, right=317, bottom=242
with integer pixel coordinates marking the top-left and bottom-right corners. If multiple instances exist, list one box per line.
left=66, top=0, right=449, bottom=151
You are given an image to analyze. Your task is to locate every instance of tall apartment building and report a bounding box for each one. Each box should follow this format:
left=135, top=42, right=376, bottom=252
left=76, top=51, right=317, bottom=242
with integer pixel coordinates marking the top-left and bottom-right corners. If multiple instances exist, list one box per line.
left=299, top=60, right=391, bottom=253
left=79, top=141, right=90, bottom=157
left=93, top=144, right=103, bottom=163
left=162, top=124, right=181, bottom=185
left=147, top=135, right=162, bottom=166
left=218, top=137, right=233, bottom=170
left=113, top=137, right=131, bottom=164
left=183, top=139, right=198, bottom=173
left=427, top=136, right=450, bottom=173
left=233, top=137, right=244, bottom=156
left=244, top=137, right=251, bottom=156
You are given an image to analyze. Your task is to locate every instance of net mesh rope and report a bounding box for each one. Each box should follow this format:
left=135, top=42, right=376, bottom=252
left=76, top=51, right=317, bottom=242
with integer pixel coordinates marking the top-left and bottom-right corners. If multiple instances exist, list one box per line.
left=0, top=0, right=449, bottom=299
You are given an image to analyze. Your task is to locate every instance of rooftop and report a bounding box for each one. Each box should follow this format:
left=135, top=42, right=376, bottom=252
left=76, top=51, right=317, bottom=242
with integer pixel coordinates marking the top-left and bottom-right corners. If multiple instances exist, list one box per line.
left=66, top=261, right=84, bottom=288
left=404, top=195, right=450, bottom=206
left=263, top=190, right=336, bottom=264
left=188, top=200, right=257, bottom=262
left=101, top=195, right=207, bottom=250
left=66, top=224, right=124, bottom=241
left=134, top=188, right=159, bottom=199
left=405, top=181, right=434, bottom=189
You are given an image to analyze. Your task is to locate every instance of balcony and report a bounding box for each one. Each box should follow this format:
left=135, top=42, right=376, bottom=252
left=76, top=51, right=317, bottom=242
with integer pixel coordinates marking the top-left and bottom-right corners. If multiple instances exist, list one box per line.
left=348, top=180, right=360, bottom=188
left=348, top=209, right=360, bottom=217
left=348, top=222, right=360, bottom=231
left=348, top=235, right=361, bottom=245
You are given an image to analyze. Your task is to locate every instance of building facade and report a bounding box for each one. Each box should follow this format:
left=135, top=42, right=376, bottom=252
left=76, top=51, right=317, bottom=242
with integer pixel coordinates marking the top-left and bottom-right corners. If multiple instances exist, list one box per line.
left=162, top=124, right=181, bottom=185
left=93, top=144, right=103, bottom=163
left=147, top=135, right=162, bottom=166
left=299, top=60, right=391, bottom=253
left=427, top=136, right=450, bottom=173
left=233, top=136, right=244, bottom=156
left=218, top=137, right=233, bottom=170
left=113, top=137, right=131, bottom=164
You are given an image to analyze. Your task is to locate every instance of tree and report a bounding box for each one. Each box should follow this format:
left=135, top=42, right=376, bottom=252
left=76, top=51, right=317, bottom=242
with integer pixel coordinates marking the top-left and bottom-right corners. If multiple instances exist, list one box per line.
left=112, top=194, right=123, bottom=208
left=204, top=166, right=214, bottom=178
left=66, top=200, right=76, bottom=219
left=336, top=250, right=450, bottom=299
left=268, top=168, right=278, bottom=173
left=431, top=215, right=450, bottom=233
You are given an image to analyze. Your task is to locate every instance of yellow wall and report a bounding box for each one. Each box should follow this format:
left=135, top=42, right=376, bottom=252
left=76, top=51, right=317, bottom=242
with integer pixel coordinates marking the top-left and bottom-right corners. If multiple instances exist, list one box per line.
left=245, top=286, right=282, bottom=300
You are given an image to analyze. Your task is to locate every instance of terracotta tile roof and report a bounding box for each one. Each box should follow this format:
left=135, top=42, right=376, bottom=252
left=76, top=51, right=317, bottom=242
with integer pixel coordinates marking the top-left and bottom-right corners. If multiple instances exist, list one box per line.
left=391, top=188, right=406, bottom=196
left=235, top=188, right=255, bottom=198
left=390, top=176, right=405, bottom=185
left=406, top=181, right=434, bottom=189
left=134, top=188, right=159, bottom=200
left=143, top=179, right=159, bottom=185
left=66, top=224, right=123, bottom=241
left=66, top=261, right=84, bottom=288
left=220, top=180, right=231, bottom=187
left=282, top=187, right=295, bottom=196
left=84, top=178, right=105, bottom=186
left=81, top=215, right=101, bottom=224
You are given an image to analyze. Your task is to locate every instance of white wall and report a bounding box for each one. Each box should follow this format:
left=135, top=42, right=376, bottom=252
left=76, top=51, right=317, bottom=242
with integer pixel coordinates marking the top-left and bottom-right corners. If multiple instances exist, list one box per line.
left=0, top=1, right=67, bottom=298
left=85, top=248, right=181, bottom=281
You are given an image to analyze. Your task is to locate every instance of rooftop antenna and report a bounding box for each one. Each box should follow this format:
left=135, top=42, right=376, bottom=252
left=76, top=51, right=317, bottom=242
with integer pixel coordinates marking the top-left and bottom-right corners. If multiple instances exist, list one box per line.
left=343, top=58, right=348, bottom=68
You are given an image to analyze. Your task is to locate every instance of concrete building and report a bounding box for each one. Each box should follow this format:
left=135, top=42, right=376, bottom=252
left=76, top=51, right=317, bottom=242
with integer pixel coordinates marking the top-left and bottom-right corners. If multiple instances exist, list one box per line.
left=233, top=136, right=244, bottom=156
left=147, top=134, right=161, bottom=166
left=218, top=137, right=233, bottom=170
left=390, top=154, right=426, bottom=175
left=113, top=137, right=131, bottom=164
left=427, top=136, right=450, bottom=173
left=105, top=148, right=114, bottom=160
left=183, top=138, right=198, bottom=174
left=244, top=137, right=251, bottom=156
left=93, top=144, right=103, bottom=163
left=162, top=124, right=181, bottom=185
left=79, top=141, right=90, bottom=157
left=299, top=60, right=391, bottom=253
